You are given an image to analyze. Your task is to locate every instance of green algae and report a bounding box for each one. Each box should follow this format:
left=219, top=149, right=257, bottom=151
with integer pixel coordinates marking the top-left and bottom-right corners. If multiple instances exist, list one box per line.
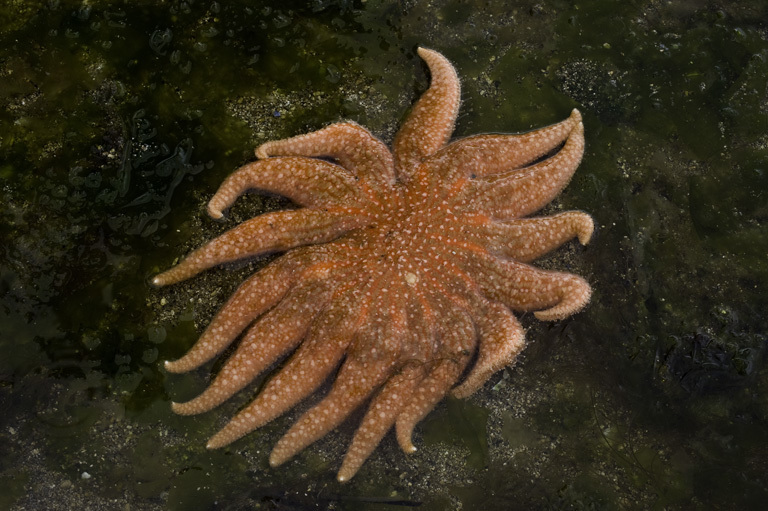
left=1, top=0, right=767, bottom=510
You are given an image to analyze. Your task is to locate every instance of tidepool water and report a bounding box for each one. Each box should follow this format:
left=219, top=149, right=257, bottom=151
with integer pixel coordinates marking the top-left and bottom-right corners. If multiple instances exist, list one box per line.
left=1, top=1, right=766, bottom=509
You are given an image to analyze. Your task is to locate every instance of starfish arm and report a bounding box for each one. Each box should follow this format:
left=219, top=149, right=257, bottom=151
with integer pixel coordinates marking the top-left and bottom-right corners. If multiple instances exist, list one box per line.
left=206, top=333, right=351, bottom=449
left=425, top=233, right=591, bottom=321
left=394, top=306, right=474, bottom=452
left=207, top=157, right=366, bottom=219
left=206, top=285, right=365, bottom=449
left=335, top=293, right=437, bottom=481
left=463, top=211, right=594, bottom=262
left=337, top=363, right=426, bottom=482
left=452, top=300, right=525, bottom=398
left=395, top=359, right=462, bottom=453
left=269, top=348, right=400, bottom=468
left=170, top=279, right=336, bottom=415
left=461, top=117, right=585, bottom=219
left=530, top=273, right=592, bottom=321
left=162, top=255, right=302, bottom=373
left=151, top=208, right=368, bottom=286
left=419, top=109, right=581, bottom=188
left=267, top=287, right=408, bottom=466
left=255, top=122, right=396, bottom=189
left=463, top=253, right=592, bottom=320
left=393, top=47, right=461, bottom=180
left=420, top=236, right=487, bottom=302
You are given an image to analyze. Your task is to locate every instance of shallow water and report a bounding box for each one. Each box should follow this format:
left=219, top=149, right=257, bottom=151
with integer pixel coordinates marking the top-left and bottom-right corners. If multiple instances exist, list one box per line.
left=1, top=1, right=766, bottom=509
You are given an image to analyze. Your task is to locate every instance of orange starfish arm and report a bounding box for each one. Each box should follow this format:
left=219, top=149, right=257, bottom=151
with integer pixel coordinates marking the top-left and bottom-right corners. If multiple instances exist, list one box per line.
left=266, top=277, right=408, bottom=466
left=161, top=246, right=345, bottom=372
left=460, top=117, right=585, bottom=219
left=269, top=341, right=401, bottom=468
left=462, top=211, right=594, bottom=262
left=393, top=47, right=460, bottom=179
left=206, top=332, right=351, bottom=449
left=464, top=253, right=592, bottom=320
left=205, top=284, right=365, bottom=449
left=395, top=359, right=462, bottom=453
left=170, top=278, right=338, bottom=414
left=337, top=362, right=426, bottom=482
left=161, top=256, right=300, bottom=372
left=207, top=156, right=367, bottom=219
left=452, top=300, right=525, bottom=398
left=152, top=208, right=368, bottom=286
left=255, top=122, right=395, bottom=190
left=420, top=109, right=580, bottom=189
left=394, top=306, right=474, bottom=453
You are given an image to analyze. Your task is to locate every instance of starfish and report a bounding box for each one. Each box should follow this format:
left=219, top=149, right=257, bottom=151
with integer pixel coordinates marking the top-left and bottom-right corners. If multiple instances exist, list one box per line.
left=153, top=47, right=593, bottom=482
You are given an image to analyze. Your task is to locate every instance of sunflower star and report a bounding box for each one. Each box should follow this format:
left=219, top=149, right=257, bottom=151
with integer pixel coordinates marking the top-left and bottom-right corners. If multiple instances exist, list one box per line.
left=153, top=47, right=593, bottom=482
